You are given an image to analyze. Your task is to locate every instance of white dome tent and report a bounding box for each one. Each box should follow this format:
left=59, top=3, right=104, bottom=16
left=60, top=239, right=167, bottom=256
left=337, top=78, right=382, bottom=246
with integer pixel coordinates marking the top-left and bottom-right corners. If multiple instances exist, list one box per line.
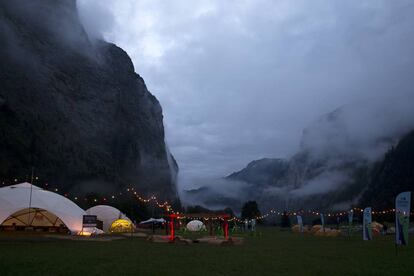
left=186, top=220, right=206, bottom=232
left=86, top=205, right=133, bottom=233
left=0, top=183, right=86, bottom=234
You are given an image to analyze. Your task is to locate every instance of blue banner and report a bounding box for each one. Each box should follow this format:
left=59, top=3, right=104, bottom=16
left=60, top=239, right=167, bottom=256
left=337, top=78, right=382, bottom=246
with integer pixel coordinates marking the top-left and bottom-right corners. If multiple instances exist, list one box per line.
left=320, top=213, right=325, bottom=232
left=395, top=192, right=411, bottom=246
left=297, top=215, right=303, bottom=232
left=348, top=209, right=354, bottom=235
left=363, top=207, right=372, bottom=241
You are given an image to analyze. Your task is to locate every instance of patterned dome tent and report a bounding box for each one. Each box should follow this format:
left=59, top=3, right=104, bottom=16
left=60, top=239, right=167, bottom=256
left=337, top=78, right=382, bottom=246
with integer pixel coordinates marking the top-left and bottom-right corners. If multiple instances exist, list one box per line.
left=0, top=183, right=86, bottom=234
left=86, top=205, right=132, bottom=233
left=186, top=220, right=206, bottom=232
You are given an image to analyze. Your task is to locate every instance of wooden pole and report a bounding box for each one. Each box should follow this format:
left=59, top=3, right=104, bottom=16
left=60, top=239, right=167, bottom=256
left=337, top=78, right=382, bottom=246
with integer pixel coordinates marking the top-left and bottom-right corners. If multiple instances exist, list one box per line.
left=130, top=204, right=133, bottom=238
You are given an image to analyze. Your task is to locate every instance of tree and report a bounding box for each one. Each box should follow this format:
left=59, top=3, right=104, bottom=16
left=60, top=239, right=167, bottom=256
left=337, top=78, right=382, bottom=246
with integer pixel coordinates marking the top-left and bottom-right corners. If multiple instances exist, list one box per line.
left=241, top=201, right=261, bottom=220
left=223, top=207, right=235, bottom=217
left=186, top=205, right=211, bottom=214
left=280, top=211, right=291, bottom=228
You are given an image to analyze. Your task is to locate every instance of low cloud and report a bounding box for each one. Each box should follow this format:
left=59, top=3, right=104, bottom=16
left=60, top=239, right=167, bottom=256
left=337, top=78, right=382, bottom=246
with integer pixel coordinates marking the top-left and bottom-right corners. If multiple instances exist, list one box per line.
left=289, top=171, right=349, bottom=198
left=77, top=1, right=414, bottom=199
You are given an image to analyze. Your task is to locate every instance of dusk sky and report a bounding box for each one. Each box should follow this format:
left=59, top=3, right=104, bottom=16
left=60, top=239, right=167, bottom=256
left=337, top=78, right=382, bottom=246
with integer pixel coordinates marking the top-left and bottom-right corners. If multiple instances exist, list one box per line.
left=78, top=0, right=414, bottom=191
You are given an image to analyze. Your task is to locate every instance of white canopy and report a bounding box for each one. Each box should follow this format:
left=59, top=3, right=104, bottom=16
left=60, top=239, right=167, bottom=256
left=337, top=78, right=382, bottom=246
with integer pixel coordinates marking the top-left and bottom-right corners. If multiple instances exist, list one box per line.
left=85, top=205, right=131, bottom=233
left=139, top=218, right=166, bottom=224
left=0, top=183, right=86, bottom=234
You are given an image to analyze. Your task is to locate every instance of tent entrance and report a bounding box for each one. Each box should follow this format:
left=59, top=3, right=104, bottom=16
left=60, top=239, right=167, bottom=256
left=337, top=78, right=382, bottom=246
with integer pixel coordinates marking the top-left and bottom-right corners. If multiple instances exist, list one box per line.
left=0, top=208, right=69, bottom=233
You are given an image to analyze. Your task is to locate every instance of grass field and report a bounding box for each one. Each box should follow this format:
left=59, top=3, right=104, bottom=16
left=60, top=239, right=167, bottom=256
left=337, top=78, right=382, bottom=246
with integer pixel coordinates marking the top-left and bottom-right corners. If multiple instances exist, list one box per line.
left=0, top=228, right=413, bottom=276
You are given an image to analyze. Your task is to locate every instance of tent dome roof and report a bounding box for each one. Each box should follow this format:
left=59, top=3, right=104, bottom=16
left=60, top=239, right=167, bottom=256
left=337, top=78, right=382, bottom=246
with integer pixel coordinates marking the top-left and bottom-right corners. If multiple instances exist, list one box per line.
left=0, top=183, right=85, bottom=234
left=85, top=205, right=131, bottom=232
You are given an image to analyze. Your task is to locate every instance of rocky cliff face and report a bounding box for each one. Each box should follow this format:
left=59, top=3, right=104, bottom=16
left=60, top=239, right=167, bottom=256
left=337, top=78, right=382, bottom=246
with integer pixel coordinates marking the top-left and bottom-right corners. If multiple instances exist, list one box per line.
left=227, top=158, right=289, bottom=187
left=0, top=0, right=178, bottom=202
left=360, top=130, right=414, bottom=209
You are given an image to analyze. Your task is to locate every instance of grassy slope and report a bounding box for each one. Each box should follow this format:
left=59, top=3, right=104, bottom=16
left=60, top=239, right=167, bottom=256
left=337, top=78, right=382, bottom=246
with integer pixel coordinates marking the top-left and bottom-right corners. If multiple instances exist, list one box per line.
left=0, top=229, right=413, bottom=276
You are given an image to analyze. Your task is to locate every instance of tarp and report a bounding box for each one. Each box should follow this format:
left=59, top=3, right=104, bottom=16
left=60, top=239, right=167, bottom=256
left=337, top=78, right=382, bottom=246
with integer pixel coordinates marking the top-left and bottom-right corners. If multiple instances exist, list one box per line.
left=292, top=224, right=303, bottom=233
left=311, top=225, right=322, bottom=234
left=314, top=228, right=342, bottom=237
left=140, top=218, right=166, bottom=224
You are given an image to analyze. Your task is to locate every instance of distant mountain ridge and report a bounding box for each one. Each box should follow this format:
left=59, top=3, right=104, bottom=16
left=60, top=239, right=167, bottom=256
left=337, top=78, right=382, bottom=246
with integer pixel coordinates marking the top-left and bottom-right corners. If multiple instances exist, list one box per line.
left=185, top=104, right=414, bottom=212
left=227, top=158, right=289, bottom=187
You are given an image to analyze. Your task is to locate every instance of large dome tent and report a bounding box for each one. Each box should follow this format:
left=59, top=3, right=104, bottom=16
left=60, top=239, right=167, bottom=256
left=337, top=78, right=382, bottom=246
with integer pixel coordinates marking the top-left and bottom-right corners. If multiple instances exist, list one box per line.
left=0, top=183, right=86, bottom=234
left=86, top=205, right=133, bottom=233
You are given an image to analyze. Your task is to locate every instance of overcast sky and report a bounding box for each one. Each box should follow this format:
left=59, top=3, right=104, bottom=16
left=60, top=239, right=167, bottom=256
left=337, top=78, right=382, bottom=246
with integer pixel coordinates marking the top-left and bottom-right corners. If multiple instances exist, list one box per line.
left=78, top=0, right=414, bottom=191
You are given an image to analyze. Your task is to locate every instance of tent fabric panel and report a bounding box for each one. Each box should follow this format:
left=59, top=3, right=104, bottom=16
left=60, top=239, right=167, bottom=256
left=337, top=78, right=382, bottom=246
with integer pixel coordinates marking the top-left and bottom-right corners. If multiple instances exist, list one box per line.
left=1, top=217, right=27, bottom=226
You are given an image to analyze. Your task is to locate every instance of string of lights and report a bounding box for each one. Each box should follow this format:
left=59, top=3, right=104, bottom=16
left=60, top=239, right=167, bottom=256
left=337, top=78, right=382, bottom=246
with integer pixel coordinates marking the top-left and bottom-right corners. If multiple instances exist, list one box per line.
left=1, top=177, right=413, bottom=221
left=174, top=216, right=231, bottom=221
left=251, top=207, right=414, bottom=221
left=1, top=177, right=176, bottom=213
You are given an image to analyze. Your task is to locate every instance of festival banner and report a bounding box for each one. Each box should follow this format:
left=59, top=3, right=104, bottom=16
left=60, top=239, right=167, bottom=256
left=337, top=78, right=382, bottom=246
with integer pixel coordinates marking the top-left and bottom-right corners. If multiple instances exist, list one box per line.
left=251, top=219, right=256, bottom=232
left=363, top=207, right=372, bottom=241
left=395, top=191, right=411, bottom=246
left=348, top=209, right=354, bottom=235
left=297, top=215, right=303, bottom=232
left=320, top=213, right=325, bottom=232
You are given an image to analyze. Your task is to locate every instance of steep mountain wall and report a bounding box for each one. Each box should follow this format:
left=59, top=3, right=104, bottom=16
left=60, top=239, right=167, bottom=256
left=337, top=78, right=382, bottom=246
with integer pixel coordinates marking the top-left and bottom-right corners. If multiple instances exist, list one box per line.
left=0, top=0, right=178, bottom=202
left=360, top=130, right=414, bottom=209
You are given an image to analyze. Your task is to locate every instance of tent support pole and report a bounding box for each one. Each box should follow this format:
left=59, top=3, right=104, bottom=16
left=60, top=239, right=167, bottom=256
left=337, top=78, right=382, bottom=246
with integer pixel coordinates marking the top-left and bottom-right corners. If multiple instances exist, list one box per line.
left=27, top=167, right=34, bottom=227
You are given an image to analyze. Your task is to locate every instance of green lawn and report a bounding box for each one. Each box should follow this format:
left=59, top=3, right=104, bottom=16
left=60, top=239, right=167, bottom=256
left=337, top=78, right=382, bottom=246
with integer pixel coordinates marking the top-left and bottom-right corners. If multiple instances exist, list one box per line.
left=0, top=228, right=412, bottom=276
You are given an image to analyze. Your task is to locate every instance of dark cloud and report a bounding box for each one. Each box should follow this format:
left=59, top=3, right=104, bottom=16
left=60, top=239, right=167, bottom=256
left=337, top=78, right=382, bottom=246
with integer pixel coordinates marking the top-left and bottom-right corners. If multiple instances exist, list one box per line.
left=77, top=1, right=414, bottom=198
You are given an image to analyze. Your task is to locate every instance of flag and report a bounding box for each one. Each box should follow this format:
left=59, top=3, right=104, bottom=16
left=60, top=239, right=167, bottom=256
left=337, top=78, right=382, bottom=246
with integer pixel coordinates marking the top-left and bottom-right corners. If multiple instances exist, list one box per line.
left=348, top=209, right=354, bottom=235
left=363, top=207, right=372, bottom=241
left=320, top=213, right=325, bottom=232
left=251, top=219, right=256, bottom=232
left=395, top=192, right=411, bottom=246
left=297, top=215, right=303, bottom=232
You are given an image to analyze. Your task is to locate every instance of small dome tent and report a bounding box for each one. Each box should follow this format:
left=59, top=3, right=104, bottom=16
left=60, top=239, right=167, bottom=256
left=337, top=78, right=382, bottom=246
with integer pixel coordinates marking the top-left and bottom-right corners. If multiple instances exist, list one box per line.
left=86, top=205, right=132, bottom=233
left=110, top=219, right=133, bottom=233
left=186, top=220, right=206, bottom=232
left=0, top=183, right=86, bottom=234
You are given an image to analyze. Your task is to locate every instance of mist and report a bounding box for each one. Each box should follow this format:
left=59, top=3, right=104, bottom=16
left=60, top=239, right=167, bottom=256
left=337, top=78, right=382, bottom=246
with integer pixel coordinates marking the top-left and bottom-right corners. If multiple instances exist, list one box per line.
left=77, top=0, right=414, bottom=206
